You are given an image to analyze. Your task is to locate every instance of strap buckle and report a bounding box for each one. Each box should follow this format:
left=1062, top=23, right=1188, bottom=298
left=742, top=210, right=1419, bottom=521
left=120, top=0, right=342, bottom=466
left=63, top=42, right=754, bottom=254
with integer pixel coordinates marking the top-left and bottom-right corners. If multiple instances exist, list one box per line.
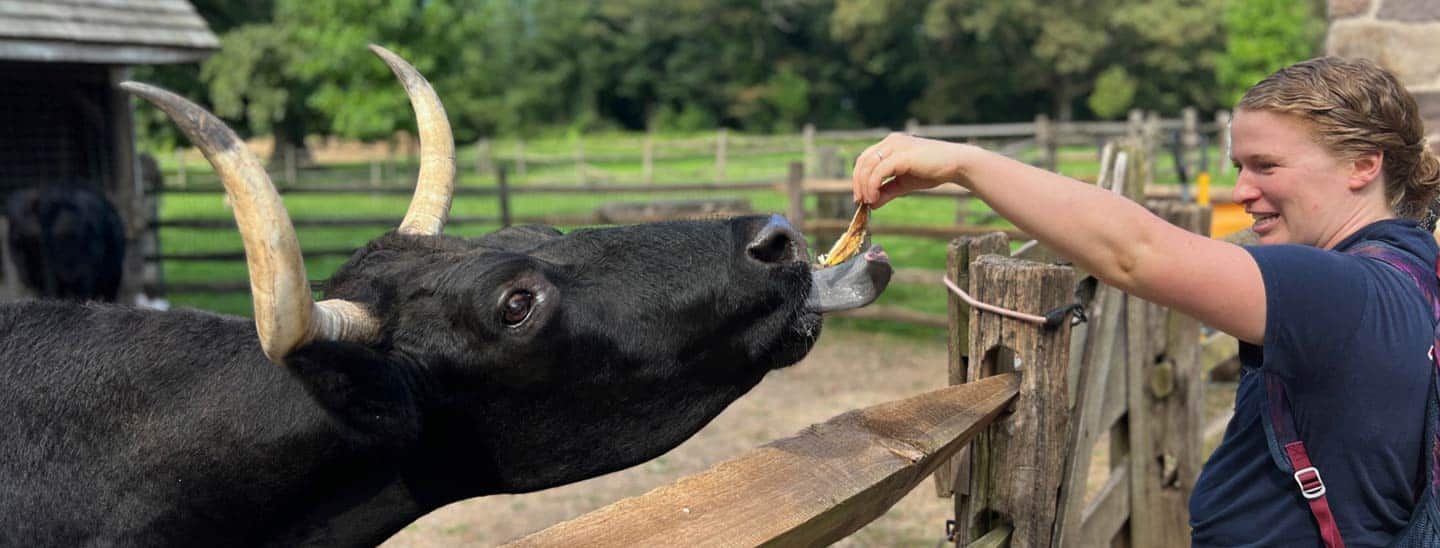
left=1294, top=466, right=1327, bottom=499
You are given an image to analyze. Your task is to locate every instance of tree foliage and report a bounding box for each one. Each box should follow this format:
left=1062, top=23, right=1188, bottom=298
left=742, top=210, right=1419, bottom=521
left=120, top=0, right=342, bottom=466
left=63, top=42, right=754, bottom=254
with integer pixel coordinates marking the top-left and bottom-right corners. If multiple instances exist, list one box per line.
left=144, top=0, right=1325, bottom=148
left=1215, top=0, right=1326, bottom=107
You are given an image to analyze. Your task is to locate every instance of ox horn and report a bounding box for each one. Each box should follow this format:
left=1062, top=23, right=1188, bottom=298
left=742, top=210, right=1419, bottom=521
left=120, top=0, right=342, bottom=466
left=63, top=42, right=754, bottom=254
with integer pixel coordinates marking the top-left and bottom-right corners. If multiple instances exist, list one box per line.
left=369, top=44, right=455, bottom=236
left=120, top=82, right=381, bottom=365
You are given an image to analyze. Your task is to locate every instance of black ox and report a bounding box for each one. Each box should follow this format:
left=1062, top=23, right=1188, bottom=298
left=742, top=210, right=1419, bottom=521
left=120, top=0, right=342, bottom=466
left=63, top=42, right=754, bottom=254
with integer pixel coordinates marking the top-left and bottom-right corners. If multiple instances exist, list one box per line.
left=0, top=46, right=891, bottom=546
left=2, top=184, right=126, bottom=302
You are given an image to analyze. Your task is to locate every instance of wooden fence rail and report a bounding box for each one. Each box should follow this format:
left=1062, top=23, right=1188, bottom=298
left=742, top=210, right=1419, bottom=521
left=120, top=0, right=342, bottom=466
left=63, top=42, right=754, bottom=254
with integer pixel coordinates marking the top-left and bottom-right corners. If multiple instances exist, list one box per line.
left=505, top=374, right=1021, bottom=547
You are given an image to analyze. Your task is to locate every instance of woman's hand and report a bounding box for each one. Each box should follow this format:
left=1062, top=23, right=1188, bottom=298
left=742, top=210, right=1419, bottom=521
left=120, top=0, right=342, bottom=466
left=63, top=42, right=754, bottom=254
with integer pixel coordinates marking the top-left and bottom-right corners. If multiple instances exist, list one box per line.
left=851, top=133, right=974, bottom=207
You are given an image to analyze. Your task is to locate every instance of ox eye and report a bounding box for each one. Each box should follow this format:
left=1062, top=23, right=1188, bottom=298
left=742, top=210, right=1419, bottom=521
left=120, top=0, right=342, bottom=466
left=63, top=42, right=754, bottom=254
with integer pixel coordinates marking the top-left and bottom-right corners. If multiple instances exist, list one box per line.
left=500, top=290, right=535, bottom=326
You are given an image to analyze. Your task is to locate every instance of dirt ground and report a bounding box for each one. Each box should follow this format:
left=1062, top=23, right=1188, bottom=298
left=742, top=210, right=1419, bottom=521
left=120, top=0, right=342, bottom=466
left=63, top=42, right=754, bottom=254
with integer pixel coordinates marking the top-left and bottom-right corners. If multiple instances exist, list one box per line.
left=381, top=326, right=957, bottom=547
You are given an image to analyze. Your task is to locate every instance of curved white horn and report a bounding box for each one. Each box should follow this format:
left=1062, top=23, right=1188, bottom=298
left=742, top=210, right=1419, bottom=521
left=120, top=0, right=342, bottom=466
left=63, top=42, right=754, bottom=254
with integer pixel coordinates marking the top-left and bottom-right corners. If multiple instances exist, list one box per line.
left=121, top=82, right=381, bottom=365
left=369, top=44, right=455, bottom=236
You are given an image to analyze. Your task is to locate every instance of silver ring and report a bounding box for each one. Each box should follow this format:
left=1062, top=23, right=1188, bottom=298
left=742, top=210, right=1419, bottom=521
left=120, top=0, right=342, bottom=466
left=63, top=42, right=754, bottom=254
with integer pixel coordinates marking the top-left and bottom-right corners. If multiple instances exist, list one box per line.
left=874, top=150, right=885, bottom=161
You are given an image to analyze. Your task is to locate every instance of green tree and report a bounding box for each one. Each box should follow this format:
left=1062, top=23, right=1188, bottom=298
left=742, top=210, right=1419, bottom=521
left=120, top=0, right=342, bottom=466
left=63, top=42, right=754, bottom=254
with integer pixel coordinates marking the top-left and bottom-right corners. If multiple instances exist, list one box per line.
left=132, top=0, right=274, bottom=149
left=1215, top=0, right=1324, bottom=107
left=200, top=23, right=324, bottom=165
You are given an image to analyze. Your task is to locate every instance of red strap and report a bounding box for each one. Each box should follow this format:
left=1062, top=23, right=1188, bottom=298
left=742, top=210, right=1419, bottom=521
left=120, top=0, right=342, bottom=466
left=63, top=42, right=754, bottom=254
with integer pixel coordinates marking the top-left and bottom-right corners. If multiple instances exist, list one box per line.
left=1285, top=441, right=1346, bottom=548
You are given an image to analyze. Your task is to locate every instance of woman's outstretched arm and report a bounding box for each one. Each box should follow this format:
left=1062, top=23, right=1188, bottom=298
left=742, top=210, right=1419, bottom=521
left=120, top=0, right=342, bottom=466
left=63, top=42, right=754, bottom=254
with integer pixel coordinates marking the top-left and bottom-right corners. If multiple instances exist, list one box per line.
left=852, top=134, right=1266, bottom=344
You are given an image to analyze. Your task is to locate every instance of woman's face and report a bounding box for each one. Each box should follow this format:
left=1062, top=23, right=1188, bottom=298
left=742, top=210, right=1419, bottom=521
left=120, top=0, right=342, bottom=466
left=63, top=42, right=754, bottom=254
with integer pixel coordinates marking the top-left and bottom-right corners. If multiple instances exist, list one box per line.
left=1229, top=108, right=1358, bottom=248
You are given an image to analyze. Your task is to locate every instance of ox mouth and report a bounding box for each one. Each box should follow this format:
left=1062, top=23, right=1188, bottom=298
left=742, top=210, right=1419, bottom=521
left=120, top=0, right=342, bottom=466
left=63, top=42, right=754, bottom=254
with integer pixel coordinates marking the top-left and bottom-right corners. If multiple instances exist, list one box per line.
left=804, top=245, right=892, bottom=313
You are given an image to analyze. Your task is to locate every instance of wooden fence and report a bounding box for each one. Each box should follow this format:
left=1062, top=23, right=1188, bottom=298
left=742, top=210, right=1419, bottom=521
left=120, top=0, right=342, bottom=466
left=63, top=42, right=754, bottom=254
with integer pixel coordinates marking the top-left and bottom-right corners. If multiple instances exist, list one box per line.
left=496, top=138, right=1233, bottom=546
left=165, top=108, right=1229, bottom=189
left=145, top=110, right=1232, bottom=305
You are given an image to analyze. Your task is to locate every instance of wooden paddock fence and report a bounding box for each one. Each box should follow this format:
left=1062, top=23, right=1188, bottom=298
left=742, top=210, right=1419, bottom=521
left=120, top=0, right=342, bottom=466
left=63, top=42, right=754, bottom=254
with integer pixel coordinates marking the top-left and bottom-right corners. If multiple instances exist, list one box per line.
left=168, top=107, right=1229, bottom=190
left=143, top=110, right=1235, bottom=324
left=492, top=138, right=1236, bottom=546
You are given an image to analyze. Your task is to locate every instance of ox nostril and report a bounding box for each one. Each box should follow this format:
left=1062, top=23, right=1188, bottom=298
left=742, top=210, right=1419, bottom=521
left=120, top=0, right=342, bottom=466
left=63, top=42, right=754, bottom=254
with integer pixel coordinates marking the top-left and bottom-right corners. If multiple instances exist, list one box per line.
left=747, top=214, right=806, bottom=264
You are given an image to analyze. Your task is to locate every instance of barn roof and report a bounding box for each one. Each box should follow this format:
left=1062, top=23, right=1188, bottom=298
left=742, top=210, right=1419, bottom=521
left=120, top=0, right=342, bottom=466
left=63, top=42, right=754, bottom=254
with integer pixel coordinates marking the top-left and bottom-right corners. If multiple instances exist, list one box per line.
left=0, top=0, right=219, bottom=65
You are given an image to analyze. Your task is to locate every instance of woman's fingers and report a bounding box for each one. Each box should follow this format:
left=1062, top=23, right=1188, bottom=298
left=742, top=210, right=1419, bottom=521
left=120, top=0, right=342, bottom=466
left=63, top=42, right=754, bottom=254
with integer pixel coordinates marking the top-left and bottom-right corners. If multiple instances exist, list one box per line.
left=853, top=134, right=904, bottom=205
left=851, top=133, right=959, bottom=207
left=852, top=142, right=885, bottom=204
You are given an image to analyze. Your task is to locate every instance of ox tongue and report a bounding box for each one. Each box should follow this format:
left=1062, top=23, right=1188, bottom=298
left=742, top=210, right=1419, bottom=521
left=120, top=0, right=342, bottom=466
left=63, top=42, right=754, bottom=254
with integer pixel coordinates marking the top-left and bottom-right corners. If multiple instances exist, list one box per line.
left=805, top=245, right=892, bottom=313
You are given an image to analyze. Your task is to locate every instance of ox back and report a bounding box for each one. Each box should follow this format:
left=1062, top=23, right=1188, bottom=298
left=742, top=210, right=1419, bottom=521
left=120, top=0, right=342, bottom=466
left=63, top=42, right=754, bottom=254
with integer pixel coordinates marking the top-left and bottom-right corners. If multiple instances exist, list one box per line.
left=0, top=302, right=429, bottom=546
left=3, top=185, right=126, bottom=302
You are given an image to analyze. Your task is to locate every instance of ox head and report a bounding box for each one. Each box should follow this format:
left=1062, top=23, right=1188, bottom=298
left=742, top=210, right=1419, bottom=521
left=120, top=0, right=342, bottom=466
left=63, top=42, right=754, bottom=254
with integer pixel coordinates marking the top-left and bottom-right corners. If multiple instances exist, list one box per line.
left=123, top=46, right=891, bottom=496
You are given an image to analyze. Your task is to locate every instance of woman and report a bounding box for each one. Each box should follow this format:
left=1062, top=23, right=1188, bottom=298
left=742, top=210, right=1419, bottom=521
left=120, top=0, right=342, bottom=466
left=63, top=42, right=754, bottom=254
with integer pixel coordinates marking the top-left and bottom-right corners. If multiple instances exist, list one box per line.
left=851, top=57, right=1440, bottom=546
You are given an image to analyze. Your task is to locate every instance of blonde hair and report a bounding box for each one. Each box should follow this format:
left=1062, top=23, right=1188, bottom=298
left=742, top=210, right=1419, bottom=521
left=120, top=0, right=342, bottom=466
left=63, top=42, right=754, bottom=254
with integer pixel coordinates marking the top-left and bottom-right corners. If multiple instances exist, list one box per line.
left=1239, top=57, right=1440, bottom=225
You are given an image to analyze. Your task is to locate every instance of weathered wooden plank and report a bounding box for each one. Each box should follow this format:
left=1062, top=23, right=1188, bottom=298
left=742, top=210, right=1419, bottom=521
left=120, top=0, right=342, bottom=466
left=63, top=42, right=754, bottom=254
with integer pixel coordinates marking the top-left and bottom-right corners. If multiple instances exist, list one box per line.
left=0, top=1, right=208, bottom=30
left=1079, top=458, right=1132, bottom=548
left=1055, top=284, right=1127, bottom=546
left=967, top=523, right=1014, bottom=548
left=0, top=38, right=209, bottom=64
left=505, top=374, right=1021, bottom=548
left=957, top=256, right=1076, bottom=547
left=47, top=0, right=190, bottom=11
left=935, top=233, right=1009, bottom=498
left=1098, top=319, right=1131, bottom=433
left=0, top=18, right=217, bottom=48
left=1127, top=200, right=1208, bottom=547
left=1201, top=331, right=1238, bottom=375
left=786, top=162, right=806, bottom=230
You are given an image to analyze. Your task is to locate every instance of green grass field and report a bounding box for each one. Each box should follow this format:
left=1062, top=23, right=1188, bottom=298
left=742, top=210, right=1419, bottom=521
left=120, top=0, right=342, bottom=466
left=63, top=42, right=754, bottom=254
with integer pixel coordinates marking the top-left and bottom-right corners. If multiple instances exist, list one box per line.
left=151, top=131, right=1235, bottom=342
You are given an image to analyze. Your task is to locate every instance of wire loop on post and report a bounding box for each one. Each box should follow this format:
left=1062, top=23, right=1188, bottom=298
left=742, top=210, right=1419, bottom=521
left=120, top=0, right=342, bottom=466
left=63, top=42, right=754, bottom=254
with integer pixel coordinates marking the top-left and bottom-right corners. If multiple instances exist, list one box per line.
left=942, top=275, right=1086, bottom=329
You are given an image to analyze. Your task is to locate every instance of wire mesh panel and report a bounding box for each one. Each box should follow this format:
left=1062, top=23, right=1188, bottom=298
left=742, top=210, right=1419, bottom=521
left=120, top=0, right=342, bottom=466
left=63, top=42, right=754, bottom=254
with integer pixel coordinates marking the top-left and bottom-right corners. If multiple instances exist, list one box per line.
left=0, top=62, right=113, bottom=205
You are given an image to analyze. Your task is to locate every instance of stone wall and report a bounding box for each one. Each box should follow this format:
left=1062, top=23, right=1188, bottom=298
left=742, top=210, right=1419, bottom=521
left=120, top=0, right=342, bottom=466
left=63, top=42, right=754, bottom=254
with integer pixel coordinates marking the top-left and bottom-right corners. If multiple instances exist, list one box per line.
left=1328, top=0, right=1440, bottom=146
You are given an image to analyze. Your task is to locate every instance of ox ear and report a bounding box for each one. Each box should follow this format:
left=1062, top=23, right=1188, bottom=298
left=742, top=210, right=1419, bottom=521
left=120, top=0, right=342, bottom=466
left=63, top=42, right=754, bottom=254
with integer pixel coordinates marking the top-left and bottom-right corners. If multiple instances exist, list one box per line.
left=476, top=225, right=564, bottom=251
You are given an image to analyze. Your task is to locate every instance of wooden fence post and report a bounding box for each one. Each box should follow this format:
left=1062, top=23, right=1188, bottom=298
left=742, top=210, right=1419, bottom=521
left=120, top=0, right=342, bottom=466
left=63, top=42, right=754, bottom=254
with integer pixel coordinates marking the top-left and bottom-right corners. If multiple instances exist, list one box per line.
left=956, top=255, right=1076, bottom=547
left=803, top=123, right=816, bottom=176
left=1182, top=107, right=1199, bottom=179
left=497, top=166, right=512, bottom=228
left=1126, top=109, right=1144, bottom=141
left=785, top=161, right=805, bottom=230
left=1216, top=110, right=1232, bottom=176
left=1054, top=142, right=1135, bottom=547
left=1144, top=111, right=1162, bottom=178
left=385, top=142, right=397, bottom=185
left=814, top=147, right=848, bottom=247
left=935, top=233, right=1010, bottom=500
left=642, top=130, right=654, bottom=184
left=575, top=136, right=587, bottom=185
left=1036, top=113, right=1056, bottom=171
left=1127, top=199, right=1208, bottom=547
left=515, top=139, right=527, bottom=178
left=715, top=128, right=728, bottom=182
left=283, top=143, right=297, bottom=186
left=476, top=139, right=492, bottom=178
left=174, top=149, right=186, bottom=187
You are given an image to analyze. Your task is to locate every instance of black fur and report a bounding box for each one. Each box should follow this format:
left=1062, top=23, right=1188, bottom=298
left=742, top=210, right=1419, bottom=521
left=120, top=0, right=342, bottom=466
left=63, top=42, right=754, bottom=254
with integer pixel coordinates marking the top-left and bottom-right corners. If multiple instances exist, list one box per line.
left=0, top=214, right=818, bottom=546
left=3, top=185, right=126, bottom=302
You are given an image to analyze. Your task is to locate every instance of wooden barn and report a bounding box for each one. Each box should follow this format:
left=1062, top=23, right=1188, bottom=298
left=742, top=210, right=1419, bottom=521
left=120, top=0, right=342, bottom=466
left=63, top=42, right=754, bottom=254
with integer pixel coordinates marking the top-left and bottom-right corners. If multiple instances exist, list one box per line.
left=0, top=0, right=218, bottom=302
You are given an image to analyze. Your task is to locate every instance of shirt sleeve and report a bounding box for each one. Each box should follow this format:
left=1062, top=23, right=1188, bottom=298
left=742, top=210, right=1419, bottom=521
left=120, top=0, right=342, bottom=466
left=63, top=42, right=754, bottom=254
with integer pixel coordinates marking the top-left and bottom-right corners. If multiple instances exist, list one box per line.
left=1245, top=244, right=1373, bottom=380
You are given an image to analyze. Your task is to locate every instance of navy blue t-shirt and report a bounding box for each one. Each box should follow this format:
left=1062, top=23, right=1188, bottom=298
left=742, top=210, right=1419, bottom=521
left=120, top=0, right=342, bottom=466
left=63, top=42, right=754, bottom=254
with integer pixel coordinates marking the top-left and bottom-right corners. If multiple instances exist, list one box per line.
left=1191, top=219, right=1438, bottom=547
